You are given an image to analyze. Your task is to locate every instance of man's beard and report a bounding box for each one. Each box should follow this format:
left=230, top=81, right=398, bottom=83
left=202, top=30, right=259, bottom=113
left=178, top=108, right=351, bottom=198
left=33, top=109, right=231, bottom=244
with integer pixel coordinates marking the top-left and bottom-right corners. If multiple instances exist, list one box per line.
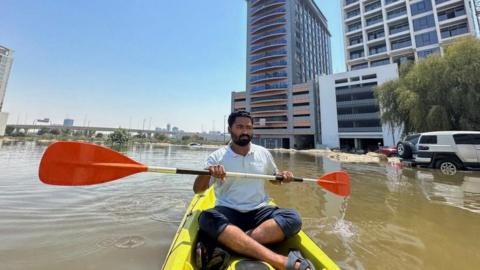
left=233, top=134, right=251, bottom=146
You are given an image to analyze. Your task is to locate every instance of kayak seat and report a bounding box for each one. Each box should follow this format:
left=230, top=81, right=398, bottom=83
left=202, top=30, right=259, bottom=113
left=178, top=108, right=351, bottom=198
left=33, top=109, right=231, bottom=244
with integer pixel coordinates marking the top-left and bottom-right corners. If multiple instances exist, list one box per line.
left=286, top=250, right=315, bottom=270
left=234, top=259, right=270, bottom=270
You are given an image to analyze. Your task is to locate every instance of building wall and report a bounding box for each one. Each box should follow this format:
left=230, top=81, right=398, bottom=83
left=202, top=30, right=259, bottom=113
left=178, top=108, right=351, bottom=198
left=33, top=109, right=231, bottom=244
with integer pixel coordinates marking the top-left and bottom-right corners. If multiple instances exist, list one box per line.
left=318, top=64, right=400, bottom=149
left=342, top=0, right=479, bottom=71
left=0, top=46, right=14, bottom=112
left=245, top=0, right=332, bottom=149
left=0, top=112, right=8, bottom=136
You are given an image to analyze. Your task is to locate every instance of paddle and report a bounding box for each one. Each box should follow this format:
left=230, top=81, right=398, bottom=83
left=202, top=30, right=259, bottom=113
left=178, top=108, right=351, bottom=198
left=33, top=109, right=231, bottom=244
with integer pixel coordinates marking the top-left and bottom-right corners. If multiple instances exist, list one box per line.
left=38, top=141, right=350, bottom=196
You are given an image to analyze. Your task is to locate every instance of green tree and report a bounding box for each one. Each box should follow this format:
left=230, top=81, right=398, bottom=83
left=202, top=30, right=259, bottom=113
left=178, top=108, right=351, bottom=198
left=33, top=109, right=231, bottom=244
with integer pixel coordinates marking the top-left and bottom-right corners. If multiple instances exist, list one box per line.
left=95, top=132, right=104, bottom=138
left=37, top=128, right=49, bottom=136
left=154, top=133, right=166, bottom=141
left=5, top=126, right=15, bottom=136
left=375, top=37, right=480, bottom=134
left=49, top=129, right=60, bottom=135
left=108, top=128, right=130, bottom=145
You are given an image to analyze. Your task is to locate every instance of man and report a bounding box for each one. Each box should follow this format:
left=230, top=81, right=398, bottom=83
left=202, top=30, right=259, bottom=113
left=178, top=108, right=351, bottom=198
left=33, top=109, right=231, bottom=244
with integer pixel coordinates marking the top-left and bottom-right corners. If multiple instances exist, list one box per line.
left=193, top=111, right=313, bottom=270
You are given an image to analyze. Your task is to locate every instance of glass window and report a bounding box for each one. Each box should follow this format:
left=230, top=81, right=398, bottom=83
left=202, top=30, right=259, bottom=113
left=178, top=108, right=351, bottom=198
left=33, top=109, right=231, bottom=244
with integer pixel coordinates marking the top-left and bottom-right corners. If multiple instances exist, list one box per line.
left=453, top=134, right=480, bottom=144
left=417, top=47, right=440, bottom=58
left=371, top=58, right=390, bottom=67
left=391, top=37, right=412, bottom=50
left=419, top=135, right=437, bottom=144
left=410, top=0, right=432, bottom=16
left=441, top=23, right=468, bottom=39
left=413, top=14, right=436, bottom=31
left=351, top=63, right=369, bottom=70
left=390, top=21, right=409, bottom=35
left=415, top=31, right=438, bottom=47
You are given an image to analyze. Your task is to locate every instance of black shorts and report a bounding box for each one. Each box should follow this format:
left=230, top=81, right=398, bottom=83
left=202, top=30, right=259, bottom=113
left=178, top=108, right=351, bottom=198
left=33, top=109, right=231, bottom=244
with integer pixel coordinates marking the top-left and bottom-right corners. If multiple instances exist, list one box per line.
left=198, top=205, right=302, bottom=240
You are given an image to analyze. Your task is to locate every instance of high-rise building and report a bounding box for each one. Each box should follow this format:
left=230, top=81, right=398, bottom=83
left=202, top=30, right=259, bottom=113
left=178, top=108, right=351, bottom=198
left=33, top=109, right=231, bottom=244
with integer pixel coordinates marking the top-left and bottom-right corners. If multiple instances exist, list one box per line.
left=0, top=45, right=13, bottom=136
left=342, top=0, right=480, bottom=71
left=243, top=0, right=332, bottom=149
left=0, top=46, right=13, bottom=112
left=63, top=119, right=74, bottom=127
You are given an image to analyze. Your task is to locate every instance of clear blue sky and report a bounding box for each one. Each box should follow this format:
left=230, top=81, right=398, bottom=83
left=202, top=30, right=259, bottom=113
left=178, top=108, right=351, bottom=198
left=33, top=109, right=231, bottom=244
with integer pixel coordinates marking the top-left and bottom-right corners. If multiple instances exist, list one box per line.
left=0, top=0, right=345, bottom=132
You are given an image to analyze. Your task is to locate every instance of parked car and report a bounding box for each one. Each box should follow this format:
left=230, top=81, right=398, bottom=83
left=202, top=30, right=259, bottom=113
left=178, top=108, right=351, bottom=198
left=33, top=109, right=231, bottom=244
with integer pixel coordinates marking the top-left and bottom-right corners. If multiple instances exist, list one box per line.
left=376, top=145, right=398, bottom=157
left=397, top=131, right=480, bottom=174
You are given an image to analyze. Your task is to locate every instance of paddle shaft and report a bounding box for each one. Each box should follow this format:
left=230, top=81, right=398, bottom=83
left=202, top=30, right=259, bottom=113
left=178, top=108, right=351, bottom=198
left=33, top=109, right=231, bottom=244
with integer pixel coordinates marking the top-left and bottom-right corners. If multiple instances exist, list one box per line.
left=146, top=166, right=329, bottom=183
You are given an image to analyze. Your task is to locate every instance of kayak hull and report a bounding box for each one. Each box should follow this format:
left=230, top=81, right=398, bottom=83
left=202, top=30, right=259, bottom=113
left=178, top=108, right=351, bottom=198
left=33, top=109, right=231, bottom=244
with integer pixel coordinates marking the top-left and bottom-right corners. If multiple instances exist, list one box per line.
left=161, top=188, right=340, bottom=270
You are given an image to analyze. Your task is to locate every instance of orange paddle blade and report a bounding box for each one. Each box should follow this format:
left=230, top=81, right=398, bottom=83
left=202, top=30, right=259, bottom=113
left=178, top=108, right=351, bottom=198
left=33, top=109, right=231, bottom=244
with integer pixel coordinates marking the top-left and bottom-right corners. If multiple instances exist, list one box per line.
left=317, top=171, right=350, bottom=196
left=39, top=141, right=147, bottom=186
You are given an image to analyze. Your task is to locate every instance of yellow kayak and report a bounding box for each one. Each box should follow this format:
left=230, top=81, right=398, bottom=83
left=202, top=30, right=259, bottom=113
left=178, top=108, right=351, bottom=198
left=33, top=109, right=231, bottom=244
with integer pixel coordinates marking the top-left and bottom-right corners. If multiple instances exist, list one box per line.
left=161, top=187, right=340, bottom=270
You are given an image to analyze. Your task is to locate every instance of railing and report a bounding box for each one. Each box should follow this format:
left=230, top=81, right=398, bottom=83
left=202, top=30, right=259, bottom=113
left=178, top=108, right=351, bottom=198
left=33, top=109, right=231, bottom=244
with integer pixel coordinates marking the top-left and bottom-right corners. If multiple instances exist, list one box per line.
left=387, top=7, right=407, bottom=20
left=250, top=60, right=287, bottom=72
left=250, top=49, right=287, bottom=62
left=251, top=38, right=287, bottom=52
left=250, top=83, right=288, bottom=93
left=250, top=71, right=288, bottom=83
left=251, top=8, right=286, bottom=24
left=251, top=94, right=287, bottom=103
left=251, top=28, right=286, bottom=43
left=345, top=0, right=359, bottom=6
left=251, top=0, right=286, bottom=16
left=252, top=18, right=286, bottom=33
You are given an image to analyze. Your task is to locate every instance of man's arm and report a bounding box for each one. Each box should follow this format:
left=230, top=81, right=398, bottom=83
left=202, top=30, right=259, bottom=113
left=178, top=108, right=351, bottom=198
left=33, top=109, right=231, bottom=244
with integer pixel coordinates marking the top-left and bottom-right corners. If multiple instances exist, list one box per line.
left=193, top=175, right=210, bottom=194
left=192, top=165, right=226, bottom=194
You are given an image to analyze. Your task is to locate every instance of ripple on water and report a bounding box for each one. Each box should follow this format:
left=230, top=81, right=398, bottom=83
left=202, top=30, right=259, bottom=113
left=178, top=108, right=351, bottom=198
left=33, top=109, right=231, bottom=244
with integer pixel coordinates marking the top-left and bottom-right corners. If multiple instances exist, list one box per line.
left=114, top=236, right=146, bottom=249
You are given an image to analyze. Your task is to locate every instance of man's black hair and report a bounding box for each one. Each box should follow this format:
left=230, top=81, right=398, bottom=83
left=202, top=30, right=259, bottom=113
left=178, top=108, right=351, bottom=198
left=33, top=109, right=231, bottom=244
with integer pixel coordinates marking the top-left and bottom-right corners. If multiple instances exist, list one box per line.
left=228, top=110, right=253, bottom=127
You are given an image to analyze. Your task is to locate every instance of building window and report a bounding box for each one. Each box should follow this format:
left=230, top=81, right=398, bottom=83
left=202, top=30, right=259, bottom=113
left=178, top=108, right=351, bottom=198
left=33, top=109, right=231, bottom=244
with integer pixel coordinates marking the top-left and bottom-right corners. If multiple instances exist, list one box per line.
left=440, top=22, right=468, bottom=39
left=389, top=21, right=409, bottom=35
left=415, top=30, right=438, bottom=47
left=369, top=44, right=387, bottom=55
left=387, top=6, right=407, bottom=20
left=349, top=35, right=363, bottom=45
left=437, top=5, right=466, bottom=22
left=371, top=58, right=390, bottom=67
left=351, top=63, right=369, bottom=70
left=410, top=0, right=433, bottom=16
left=347, top=22, right=362, bottom=32
left=362, top=74, right=378, bottom=80
left=413, top=14, right=435, bottom=31
left=335, top=78, right=348, bottom=84
left=350, top=49, right=364, bottom=59
left=417, top=47, right=440, bottom=58
left=368, top=29, right=385, bottom=40
left=366, top=14, right=383, bottom=26
left=391, top=37, right=411, bottom=50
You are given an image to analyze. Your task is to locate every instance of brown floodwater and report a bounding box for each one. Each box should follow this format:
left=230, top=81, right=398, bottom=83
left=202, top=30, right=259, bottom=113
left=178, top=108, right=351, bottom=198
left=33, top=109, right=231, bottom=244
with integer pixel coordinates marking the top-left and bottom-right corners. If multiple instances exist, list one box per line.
left=1, top=141, right=479, bottom=270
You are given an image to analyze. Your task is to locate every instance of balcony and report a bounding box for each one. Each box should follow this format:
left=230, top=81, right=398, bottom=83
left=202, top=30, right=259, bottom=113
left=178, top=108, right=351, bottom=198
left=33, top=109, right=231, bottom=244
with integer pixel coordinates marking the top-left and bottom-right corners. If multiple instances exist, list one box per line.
left=437, top=5, right=466, bottom=23
left=251, top=8, right=286, bottom=25
left=251, top=28, right=286, bottom=44
left=337, top=112, right=380, bottom=121
left=251, top=18, right=286, bottom=34
left=250, top=49, right=287, bottom=63
left=250, top=61, right=287, bottom=73
left=250, top=71, right=288, bottom=84
left=250, top=83, right=289, bottom=93
left=386, top=7, right=407, bottom=21
left=344, top=0, right=359, bottom=7
left=251, top=38, right=287, bottom=53
left=251, top=94, right=288, bottom=104
left=251, top=0, right=286, bottom=16
left=364, top=1, right=382, bottom=15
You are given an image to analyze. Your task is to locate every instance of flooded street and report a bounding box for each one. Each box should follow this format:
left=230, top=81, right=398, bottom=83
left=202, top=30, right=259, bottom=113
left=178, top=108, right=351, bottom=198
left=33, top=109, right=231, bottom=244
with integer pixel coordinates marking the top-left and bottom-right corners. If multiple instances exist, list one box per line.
left=1, top=141, right=479, bottom=270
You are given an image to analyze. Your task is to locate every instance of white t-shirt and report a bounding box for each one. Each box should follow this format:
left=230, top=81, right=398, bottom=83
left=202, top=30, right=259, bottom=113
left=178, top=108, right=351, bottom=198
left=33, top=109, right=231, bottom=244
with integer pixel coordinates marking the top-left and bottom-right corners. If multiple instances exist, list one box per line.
left=205, top=143, right=278, bottom=212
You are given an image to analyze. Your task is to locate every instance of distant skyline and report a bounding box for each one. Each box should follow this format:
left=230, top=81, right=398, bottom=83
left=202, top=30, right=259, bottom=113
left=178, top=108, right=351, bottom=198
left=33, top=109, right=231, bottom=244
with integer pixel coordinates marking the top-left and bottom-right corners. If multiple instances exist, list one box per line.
left=0, top=0, right=345, bottom=132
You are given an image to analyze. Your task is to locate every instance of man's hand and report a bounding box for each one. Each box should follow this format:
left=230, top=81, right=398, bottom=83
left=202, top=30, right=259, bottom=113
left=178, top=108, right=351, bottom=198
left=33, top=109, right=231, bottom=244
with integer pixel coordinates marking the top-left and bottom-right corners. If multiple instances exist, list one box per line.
left=208, top=165, right=226, bottom=183
left=277, top=171, right=294, bottom=183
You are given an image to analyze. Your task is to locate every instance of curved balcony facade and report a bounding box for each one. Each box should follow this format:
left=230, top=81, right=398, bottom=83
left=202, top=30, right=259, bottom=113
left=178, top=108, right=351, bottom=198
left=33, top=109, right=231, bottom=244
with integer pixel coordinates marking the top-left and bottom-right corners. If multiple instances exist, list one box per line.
left=250, top=71, right=288, bottom=84
left=250, top=60, right=287, bottom=73
left=250, top=82, right=288, bottom=93
left=252, top=18, right=286, bottom=34
left=250, top=49, right=287, bottom=63
left=251, top=38, right=287, bottom=53
left=251, top=0, right=286, bottom=16
left=251, top=8, right=286, bottom=24
left=251, top=28, right=286, bottom=44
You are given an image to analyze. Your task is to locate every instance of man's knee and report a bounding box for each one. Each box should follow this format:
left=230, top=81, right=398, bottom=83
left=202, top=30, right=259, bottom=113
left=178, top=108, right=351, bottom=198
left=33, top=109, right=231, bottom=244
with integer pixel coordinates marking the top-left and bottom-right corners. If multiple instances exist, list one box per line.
left=273, top=208, right=302, bottom=238
left=199, top=209, right=229, bottom=240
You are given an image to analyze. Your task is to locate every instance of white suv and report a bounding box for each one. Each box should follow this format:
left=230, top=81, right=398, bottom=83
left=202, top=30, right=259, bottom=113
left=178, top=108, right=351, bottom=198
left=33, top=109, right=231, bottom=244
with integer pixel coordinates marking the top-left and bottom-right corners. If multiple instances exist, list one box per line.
left=397, top=131, right=480, bottom=174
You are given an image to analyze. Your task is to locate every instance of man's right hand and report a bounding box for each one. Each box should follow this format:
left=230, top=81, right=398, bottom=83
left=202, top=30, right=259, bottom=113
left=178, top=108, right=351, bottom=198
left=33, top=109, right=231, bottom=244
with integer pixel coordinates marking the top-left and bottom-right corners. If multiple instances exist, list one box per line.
left=208, top=165, right=226, bottom=183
